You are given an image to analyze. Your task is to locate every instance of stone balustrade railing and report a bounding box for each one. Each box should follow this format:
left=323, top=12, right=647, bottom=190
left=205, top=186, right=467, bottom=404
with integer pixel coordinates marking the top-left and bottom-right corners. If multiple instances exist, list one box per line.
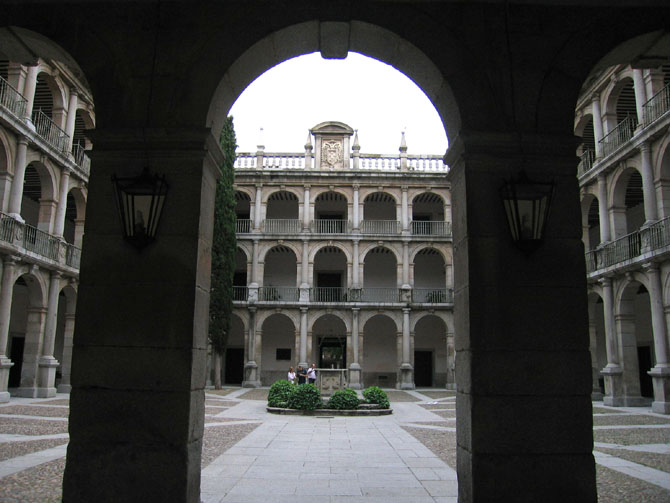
left=232, top=284, right=453, bottom=305
left=585, top=216, right=670, bottom=274
left=234, top=152, right=447, bottom=172
left=0, top=212, right=81, bottom=270
left=235, top=218, right=451, bottom=236
left=0, top=75, right=27, bottom=119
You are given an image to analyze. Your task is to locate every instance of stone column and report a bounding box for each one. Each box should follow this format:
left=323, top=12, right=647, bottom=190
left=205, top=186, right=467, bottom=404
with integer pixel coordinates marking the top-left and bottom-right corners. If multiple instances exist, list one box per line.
left=37, top=271, right=61, bottom=397
left=16, top=305, right=47, bottom=398
left=588, top=307, right=603, bottom=400
left=639, top=143, right=658, bottom=225
left=300, top=240, right=310, bottom=302
left=402, top=241, right=410, bottom=289
left=352, top=184, right=360, bottom=231
left=53, top=169, right=71, bottom=238
left=253, top=184, right=262, bottom=231
left=632, top=69, right=648, bottom=127
left=64, top=89, right=79, bottom=152
left=22, top=65, right=39, bottom=123
left=401, top=185, right=409, bottom=233
left=0, top=257, right=17, bottom=402
left=243, top=307, right=260, bottom=387
left=597, top=174, right=611, bottom=243
left=592, top=94, right=604, bottom=158
left=299, top=307, right=308, bottom=368
left=62, top=128, right=222, bottom=503
left=248, top=239, right=259, bottom=302
left=352, top=239, right=360, bottom=288
left=303, top=185, right=310, bottom=231
left=645, top=263, right=670, bottom=413
left=349, top=308, right=361, bottom=389
left=57, top=310, right=75, bottom=393
left=7, top=136, right=29, bottom=219
left=446, top=132, right=596, bottom=501
left=399, top=307, right=414, bottom=389
left=600, top=277, right=623, bottom=405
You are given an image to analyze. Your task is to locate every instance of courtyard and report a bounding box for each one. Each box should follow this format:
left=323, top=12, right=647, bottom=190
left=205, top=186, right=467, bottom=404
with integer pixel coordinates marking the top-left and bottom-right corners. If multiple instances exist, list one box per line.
left=0, top=388, right=668, bottom=502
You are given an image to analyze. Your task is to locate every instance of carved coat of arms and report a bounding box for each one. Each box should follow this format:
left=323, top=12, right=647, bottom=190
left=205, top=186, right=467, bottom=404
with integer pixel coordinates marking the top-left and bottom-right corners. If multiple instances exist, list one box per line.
left=322, top=140, right=343, bottom=168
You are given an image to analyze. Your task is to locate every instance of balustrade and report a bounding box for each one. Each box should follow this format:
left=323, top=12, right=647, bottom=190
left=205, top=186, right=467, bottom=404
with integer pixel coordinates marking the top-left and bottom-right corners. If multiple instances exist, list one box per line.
left=360, top=287, right=400, bottom=302
left=311, top=287, right=347, bottom=302
left=643, top=83, right=670, bottom=126
left=313, top=219, right=349, bottom=234
left=232, top=286, right=248, bottom=301
left=0, top=212, right=81, bottom=269
left=235, top=219, right=252, bottom=233
left=578, top=149, right=595, bottom=176
left=599, top=115, right=636, bottom=158
left=72, top=142, right=91, bottom=175
left=0, top=75, right=27, bottom=119
left=263, top=219, right=301, bottom=234
left=259, top=285, right=299, bottom=301
left=32, top=109, right=69, bottom=153
left=412, top=288, right=453, bottom=303
left=360, top=220, right=400, bottom=235
left=411, top=220, right=451, bottom=236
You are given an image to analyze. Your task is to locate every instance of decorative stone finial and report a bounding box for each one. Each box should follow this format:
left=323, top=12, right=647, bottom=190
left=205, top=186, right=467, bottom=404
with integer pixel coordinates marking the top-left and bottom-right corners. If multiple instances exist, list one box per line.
left=305, top=131, right=313, bottom=150
left=399, top=131, right=408, bottom=153
left=256, top=127, right=265, bottom=151
left=353, top=129, right=360, bottom=151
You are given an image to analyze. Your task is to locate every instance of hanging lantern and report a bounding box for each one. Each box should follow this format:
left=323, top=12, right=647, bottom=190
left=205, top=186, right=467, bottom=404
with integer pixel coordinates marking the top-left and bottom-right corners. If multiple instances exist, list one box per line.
left=500, top=170, right=554, bottom=254
left=111, top=167, right=168, bottom=250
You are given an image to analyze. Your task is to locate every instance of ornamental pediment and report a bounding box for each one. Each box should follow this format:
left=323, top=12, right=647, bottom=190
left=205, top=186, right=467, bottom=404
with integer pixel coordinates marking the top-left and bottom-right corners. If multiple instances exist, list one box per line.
left=310, top=121, right=354, bottom=136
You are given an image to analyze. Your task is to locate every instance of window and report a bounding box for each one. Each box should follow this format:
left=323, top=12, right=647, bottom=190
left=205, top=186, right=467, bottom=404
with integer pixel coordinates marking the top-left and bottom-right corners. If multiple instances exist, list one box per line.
left=276, top=348, right=291, bottom=360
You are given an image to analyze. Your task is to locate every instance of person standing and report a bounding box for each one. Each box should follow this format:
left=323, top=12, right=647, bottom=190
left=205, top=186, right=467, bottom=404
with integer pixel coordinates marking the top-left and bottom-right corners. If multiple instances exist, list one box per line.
left=287, top=367, right=296, bottom=384
left=307, top=363, right=317, bottom=384
left=296, top=365, right=307, bottom=385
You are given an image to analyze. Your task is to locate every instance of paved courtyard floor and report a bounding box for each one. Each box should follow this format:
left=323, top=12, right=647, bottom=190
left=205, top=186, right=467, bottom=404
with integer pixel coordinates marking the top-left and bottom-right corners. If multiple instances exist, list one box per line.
left=0, top=388, right=669, bottom=502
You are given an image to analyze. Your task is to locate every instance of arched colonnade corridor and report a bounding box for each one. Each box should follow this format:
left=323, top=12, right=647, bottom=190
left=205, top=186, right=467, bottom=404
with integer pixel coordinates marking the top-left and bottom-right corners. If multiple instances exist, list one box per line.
left=2, top=2, right=670, bottom=502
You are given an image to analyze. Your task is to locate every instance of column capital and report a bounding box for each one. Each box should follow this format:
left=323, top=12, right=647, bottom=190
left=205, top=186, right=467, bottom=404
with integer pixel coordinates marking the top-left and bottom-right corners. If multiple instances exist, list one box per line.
left=598, top=276, right=612, bottom=288
left=591, top=92, right=600, bottom=102
left=303, top=184, right=310, bottom=189
left=300, top=307, right=308, bottom=314
left=248, top=306, right=257, bottom=314
left=643, top=261, right=660, bottom=274
left=402, top=307, right=411, bottom=315
left=639, top=141, right=652, bottom=154
left=351, top=307, right=360, bottom=314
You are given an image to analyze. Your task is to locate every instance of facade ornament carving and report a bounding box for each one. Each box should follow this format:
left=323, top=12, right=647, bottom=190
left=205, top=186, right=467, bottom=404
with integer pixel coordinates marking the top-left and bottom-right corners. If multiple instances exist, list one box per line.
left=322, top=139, right=343, bottom=168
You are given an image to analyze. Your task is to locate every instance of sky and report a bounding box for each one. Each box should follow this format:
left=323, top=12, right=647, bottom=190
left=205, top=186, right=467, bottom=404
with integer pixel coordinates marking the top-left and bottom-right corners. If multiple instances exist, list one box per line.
left=228, top=52, right=448, bottom=156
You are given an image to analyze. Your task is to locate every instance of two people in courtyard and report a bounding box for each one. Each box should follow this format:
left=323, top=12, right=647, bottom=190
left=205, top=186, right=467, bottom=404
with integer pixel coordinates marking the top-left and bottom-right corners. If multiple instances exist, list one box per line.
left=288, top=364, right=317, bottom=385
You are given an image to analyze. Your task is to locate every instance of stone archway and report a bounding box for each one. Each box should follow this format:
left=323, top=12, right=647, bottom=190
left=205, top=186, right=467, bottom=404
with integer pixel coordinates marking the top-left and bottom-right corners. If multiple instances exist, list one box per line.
left=3, top=4, right=670, bottom=503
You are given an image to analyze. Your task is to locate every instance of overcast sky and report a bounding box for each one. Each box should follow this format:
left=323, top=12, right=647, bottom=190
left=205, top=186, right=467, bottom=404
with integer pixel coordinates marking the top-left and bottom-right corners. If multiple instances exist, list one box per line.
left=229, top=52, right=448, bottom=156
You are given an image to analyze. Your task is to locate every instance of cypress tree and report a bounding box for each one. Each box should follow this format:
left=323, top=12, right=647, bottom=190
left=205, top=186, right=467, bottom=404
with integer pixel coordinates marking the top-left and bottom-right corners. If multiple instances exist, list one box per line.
left=209, top=116, right=237, bottom=388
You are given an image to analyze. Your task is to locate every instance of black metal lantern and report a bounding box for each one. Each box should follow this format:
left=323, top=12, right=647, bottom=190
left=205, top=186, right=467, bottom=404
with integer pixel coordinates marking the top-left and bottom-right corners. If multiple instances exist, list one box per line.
left=111, top=167, right=168, bottom=250
left=500, top=170, right=554, bottom=254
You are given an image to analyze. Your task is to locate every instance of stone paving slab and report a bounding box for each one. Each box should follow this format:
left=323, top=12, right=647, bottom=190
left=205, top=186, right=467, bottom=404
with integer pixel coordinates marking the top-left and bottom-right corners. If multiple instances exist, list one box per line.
left=594, top=450, right=670, bottom=490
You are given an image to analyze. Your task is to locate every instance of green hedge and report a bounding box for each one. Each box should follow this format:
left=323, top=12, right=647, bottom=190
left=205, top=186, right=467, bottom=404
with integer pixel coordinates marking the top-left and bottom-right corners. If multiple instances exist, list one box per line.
left=267, top=379, right=295, bottom=407
left=286, top=383, right=322, bottom=410
left=362, top=386, right=390, bottom=409
left=327, top=388, right=360, bottom=410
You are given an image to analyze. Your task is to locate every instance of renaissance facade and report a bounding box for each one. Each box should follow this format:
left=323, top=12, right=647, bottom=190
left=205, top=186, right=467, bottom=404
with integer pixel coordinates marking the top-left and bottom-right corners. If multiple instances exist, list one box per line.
left=576, top=64, right=670, bottom=414
left=0, top=56, right=92, bottom=402
left=227, top=121, right=454, bottom=389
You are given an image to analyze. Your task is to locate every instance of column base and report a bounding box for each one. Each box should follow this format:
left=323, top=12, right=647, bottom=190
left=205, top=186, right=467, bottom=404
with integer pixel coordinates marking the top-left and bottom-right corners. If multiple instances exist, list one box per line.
left=36, top=387, right=57, bottom=398
left=14, top=387, right=38, bottom=398
left=38, top=356, right=59, bottom=396
left=56, top=383, right=72, bottom=393
left=399, top=363, right=414, bottom=390
left=0, top=391, right=9, bottom=403
left=0, top=357, right=14, bottom=399
left=242, top=361, right=260, bottom=388
left=649, top=366, right=670, bottom=414
left=348, top=364, right=362, bottom=389
left=591, top=391, right=604, bottom=401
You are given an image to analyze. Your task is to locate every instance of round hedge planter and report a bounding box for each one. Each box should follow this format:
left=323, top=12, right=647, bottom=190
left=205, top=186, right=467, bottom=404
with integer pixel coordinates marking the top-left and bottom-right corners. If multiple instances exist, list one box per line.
left=266, top=406, right=392, bottom=416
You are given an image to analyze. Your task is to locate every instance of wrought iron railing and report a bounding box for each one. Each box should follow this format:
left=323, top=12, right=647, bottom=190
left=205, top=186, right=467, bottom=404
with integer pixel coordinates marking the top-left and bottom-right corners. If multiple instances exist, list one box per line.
left=235, top=219, right=252, bottom=233
left=262, top=219, right=302, bottom=234
left=0, top=75, right=27, bottom=119
left=360, top=287, right=401, bottom=302
left=23, top=224, right=60, bottom=260
left=360, top=220, right=400, bottom=235
left=71, top=142, right=91, bottom=175
left=578, top=149, right=596, bottom=176
left=64, top=243, right=81, bottom=268
left=646, top=216, right=670, bottom=251
left=232, top=286, right=248, bottom=301
left=312, top=219, right=349, bottom=234
left=412, top=288, right=453, bottom=303
left=643, top=83, right=670, bottom=126
left=259, top=286, right=299, bottom=301
left=310, top=287, right=348, bottom=302
left=411, top=220, right=451, bottom=236
left=599, top=115, right=636, bottom=158
left=32, top=109, right=69, bottom=153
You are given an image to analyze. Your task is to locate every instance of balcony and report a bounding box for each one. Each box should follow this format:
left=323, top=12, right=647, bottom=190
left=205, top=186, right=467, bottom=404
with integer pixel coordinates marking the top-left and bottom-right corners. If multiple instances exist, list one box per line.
left=360, top=220, right=400, bottom=235
left=232, top=286, right=248, bottom=301
left=585, top=216, right=670, bottom=274
left=360, top=287, right=401, bottom=302
left=263, top=219, right=301, bottom=234
left=411, top=220, right=451, bottom=236
left=236, top=219, right=252, bottom=233
left=71, top=143, right=91, bottom=176
left=578, top=149, right=595, bottom=177
left=643, top=83, right=670, bottom=126
left=32, top=109, right=69, bottom=153
left=0, top=75, right=27, bottom=119
left=312, top=219, right=350, bottom=234
left=0, top=212, right=81, bottom=270
left=259, top=285, right=299, bottom=302
left=412, top=288, right=453, bottom=303
left=599, top=115, right=636, bottom=158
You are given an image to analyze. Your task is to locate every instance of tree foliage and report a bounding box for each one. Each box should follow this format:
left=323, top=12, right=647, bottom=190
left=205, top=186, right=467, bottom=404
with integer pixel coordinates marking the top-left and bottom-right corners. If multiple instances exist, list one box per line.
left=209, top=116, right=237, bottom=359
